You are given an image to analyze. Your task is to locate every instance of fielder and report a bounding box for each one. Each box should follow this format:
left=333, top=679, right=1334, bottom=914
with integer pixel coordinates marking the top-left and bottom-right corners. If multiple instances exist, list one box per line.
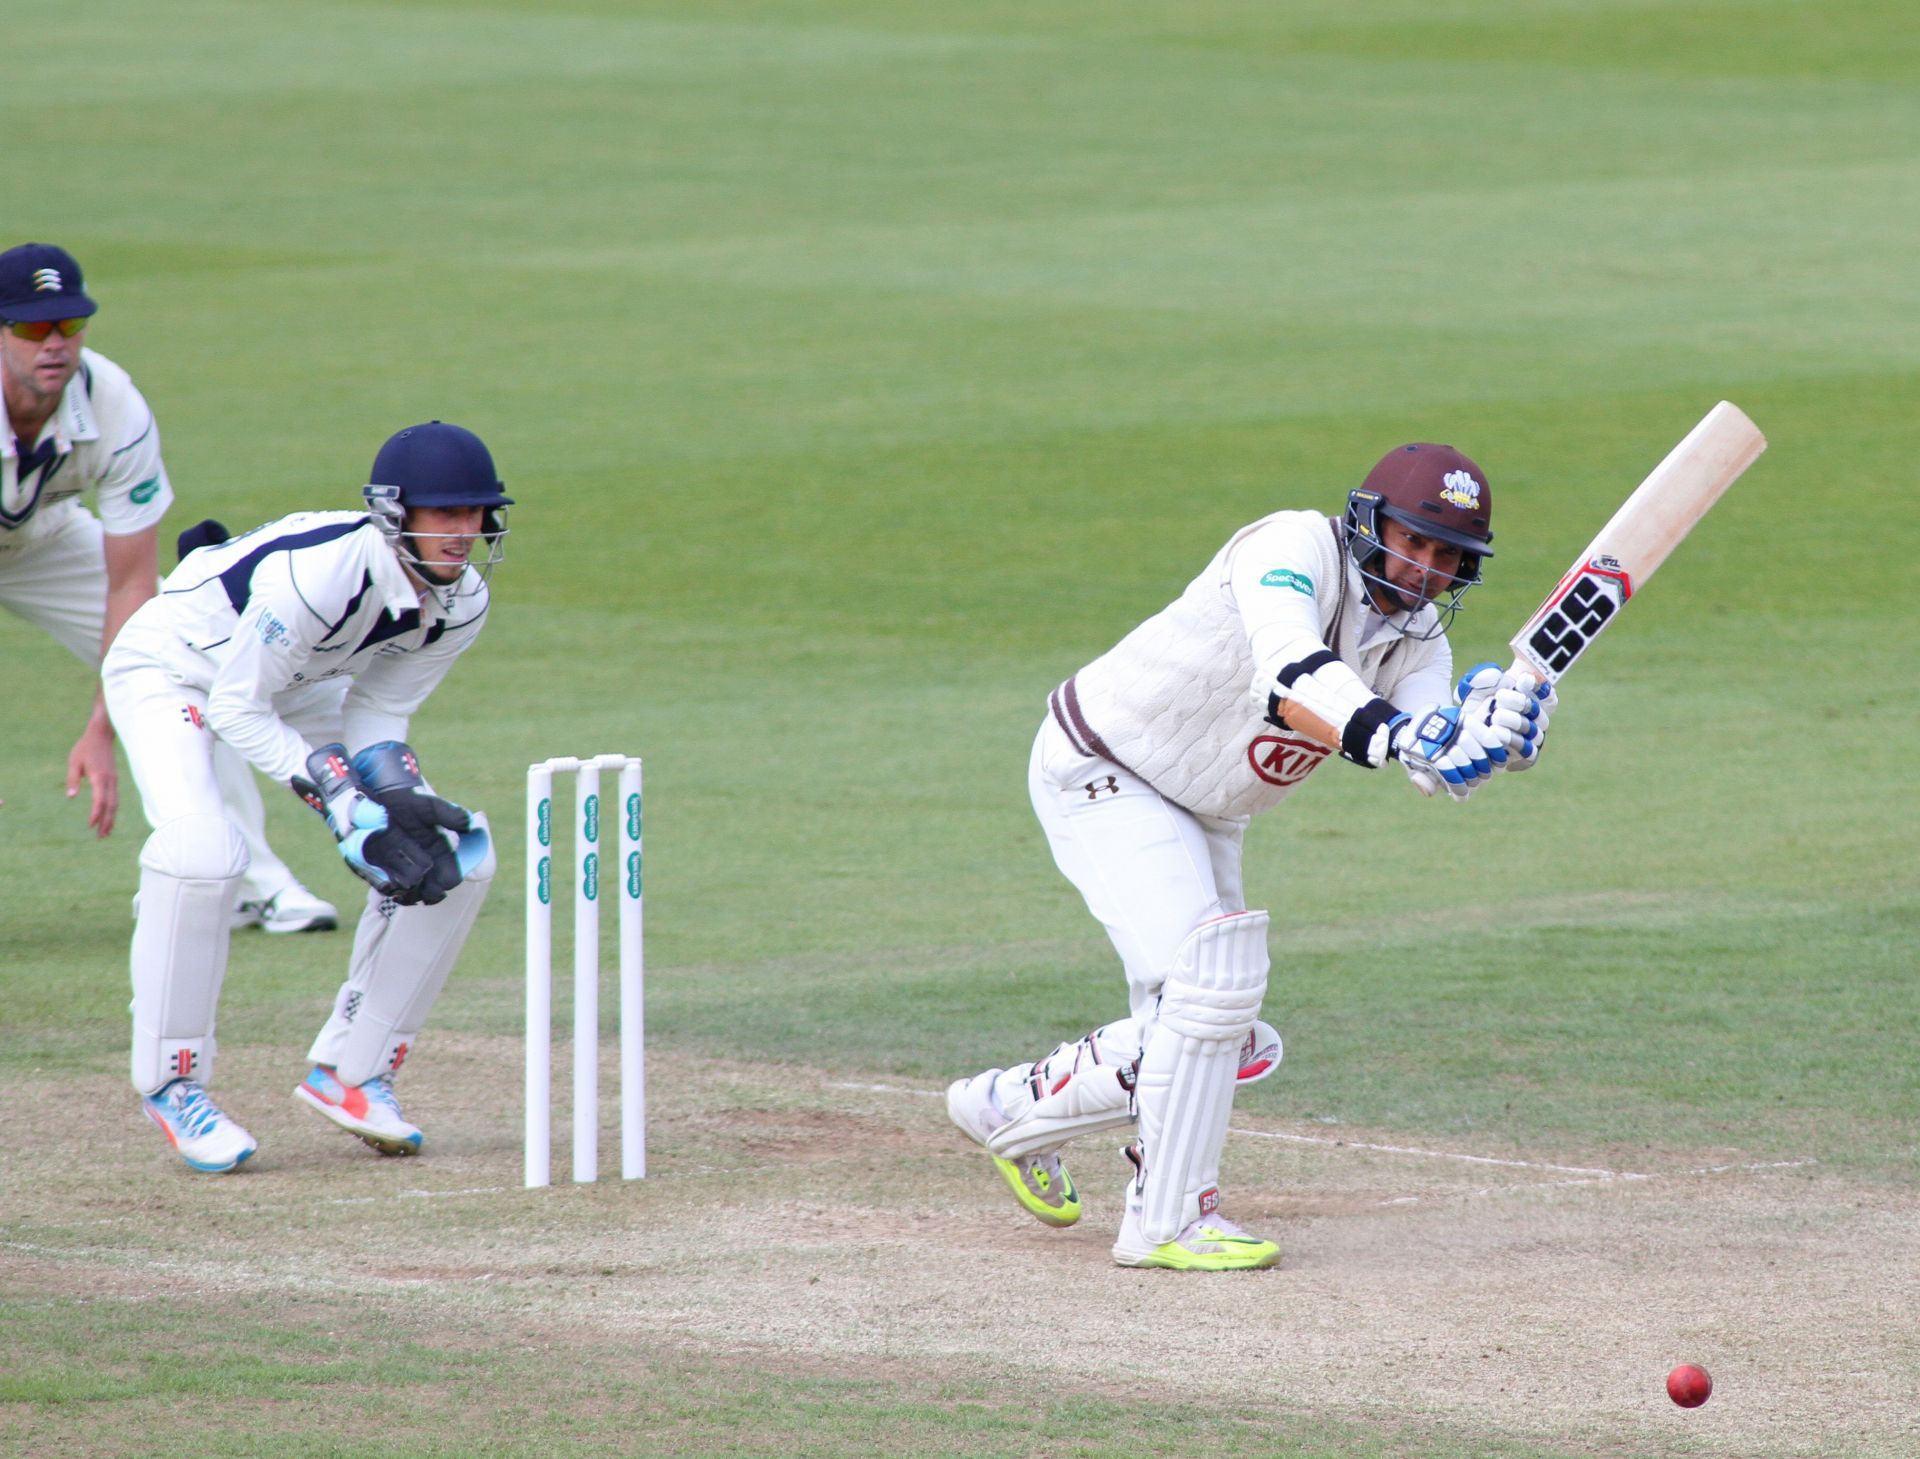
left=102, top=420, right=510, bottom=1172
left=947, top=444, right=1557, bottom=1269
left=0, top=241, right=336, bottom=933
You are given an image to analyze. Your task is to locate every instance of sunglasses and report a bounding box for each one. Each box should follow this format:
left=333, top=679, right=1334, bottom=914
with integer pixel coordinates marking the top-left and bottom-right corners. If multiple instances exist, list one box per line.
left=3, top=318, right=88, bottom=342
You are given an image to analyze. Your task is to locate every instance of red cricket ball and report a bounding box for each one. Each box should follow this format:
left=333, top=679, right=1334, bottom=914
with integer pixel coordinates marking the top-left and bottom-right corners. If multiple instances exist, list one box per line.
left=1666, top=1363, right=1713, bottom=1408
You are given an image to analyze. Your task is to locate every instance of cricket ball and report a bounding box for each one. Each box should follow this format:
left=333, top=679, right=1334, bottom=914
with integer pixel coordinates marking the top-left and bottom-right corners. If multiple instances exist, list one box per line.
left=1666, top=1363, right=1712, bottom=1408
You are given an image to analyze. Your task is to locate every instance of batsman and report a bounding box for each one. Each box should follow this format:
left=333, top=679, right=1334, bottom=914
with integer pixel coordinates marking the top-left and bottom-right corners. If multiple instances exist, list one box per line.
left=102, top=421, right=511, bottom=1173
left=948, top=443, right=1556, bottom=1268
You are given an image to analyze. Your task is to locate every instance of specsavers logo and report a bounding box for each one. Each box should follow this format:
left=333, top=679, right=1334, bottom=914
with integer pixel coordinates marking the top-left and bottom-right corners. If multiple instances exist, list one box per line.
left=1259, top=568, right=1314, bottom=597
left=1440, top=470, right=1482, bottom=510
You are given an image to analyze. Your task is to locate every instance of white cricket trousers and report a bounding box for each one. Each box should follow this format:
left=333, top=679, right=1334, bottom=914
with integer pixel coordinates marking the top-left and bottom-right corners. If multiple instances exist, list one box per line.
left=103, top=618, right=347, bottom=1093
left=0, top=507, right=302, bottom=902
left=1028, top=714, right=1248, bottom=1018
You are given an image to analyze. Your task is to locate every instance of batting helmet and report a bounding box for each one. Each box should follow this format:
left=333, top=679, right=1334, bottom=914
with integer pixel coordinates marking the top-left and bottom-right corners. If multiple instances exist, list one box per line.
left=367, top=422, right=512, bottom=510
left=363, top=422, right=512, bottom=585
left=1342, top=443, right=1493, bottom=631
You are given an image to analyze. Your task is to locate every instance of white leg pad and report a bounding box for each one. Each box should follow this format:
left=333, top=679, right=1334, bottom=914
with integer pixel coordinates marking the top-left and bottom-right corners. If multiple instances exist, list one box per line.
left=1134, top=910, right=1270, bottom=1244
left=306, top=831, right=494, bottom=1085
left=983, top=1017, right=1144, bottom=1160
left=130, top=815, right=250, bottom=1094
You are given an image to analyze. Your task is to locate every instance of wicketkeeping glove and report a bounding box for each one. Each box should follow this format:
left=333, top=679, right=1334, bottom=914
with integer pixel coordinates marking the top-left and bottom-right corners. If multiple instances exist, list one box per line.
left=349, top=741, right=481, bottom=907
left=1389, top=704, right=1494, bottom=801
left=292, top=745, right=435, bottom=899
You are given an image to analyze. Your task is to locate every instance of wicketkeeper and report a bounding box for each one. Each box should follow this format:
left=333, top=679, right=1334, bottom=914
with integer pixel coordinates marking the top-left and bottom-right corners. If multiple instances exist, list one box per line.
left=102, top=421, right=510, bottom=1172
left=948, top=444, right=1557, bottom=1268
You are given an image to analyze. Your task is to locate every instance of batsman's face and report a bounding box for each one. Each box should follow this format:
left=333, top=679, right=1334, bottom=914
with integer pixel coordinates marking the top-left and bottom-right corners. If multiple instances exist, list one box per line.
left=1375, top=519, right=1466, bottom=610
left=403, top=504, right=485, bottom=585
left=0, top=319, right=86, bottom=411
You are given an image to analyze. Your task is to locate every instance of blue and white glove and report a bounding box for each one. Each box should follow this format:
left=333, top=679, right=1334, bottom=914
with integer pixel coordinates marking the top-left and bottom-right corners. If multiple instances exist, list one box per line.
left=349, top=741, right=488, bottom=907
left=1454, top=661, right=1549, bottom=769
left=1480, top=663, right=1556, bottom=772
left=292, top=744, right=434, bottom=898
left=1388, top=703, right=1494, bottom=801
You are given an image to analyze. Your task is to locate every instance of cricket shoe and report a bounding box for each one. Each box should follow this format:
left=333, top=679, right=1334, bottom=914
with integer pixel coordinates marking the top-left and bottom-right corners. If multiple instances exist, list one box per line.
left=946, top=1069, right=1081, bottom=1228
left=1111, top=1148, right=1279, bottom=1271
left=143, top=1079, right=257, bottom=1173
left=233, top=882, right=339, bottom=934
left=295, top=1066, right=422, bottom=1155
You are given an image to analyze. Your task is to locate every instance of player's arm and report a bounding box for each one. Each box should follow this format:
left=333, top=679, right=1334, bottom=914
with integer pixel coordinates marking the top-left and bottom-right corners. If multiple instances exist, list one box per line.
left=1230, top=523, right=1408, bottom=767
left=65, top=523, right=162, bottom=837
left=324, top=610, right=489, bottom=901
left=1229, top=527, right=1494, bottom=799
left=336, top=625, right=470, bottom=753
left=201, top=556, right=337, bottom=787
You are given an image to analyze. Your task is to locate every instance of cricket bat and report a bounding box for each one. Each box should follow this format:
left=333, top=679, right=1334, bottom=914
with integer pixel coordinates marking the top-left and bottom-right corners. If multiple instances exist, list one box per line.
left=1275, top=401, right=1767, bottom=749
left=1509, top=400, right=1766, bottom=685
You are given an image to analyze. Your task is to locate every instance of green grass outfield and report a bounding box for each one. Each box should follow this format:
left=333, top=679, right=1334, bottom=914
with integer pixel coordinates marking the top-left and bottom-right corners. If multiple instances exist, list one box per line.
left=3, top=2, right=1916, bottom=1455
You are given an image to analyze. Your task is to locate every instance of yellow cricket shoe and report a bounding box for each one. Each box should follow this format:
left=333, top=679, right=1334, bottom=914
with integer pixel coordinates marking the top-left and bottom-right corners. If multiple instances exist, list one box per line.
left=1113, top=1189, right=1280, bottom=1271
left=946, top=1071, right=1082, bottom=1228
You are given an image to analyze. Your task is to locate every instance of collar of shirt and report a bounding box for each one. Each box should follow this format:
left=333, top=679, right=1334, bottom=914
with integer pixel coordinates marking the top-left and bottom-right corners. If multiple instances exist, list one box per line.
left=366, top=534, right=445, bottom=620
left=0, top=351, right=98, bottom=460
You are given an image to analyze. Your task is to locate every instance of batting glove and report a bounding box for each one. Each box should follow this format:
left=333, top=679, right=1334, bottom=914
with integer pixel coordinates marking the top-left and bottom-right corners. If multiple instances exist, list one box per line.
left=1389, top=705, right=1494, bottom=801
left=1455, top=661, right=1546, bottom=768
left=1495, top=665, right=1556, bottom=772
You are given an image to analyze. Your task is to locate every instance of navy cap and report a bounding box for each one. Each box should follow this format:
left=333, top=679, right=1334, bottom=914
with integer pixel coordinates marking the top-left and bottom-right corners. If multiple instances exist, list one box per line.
left=0, top=243, right=99, bottom=322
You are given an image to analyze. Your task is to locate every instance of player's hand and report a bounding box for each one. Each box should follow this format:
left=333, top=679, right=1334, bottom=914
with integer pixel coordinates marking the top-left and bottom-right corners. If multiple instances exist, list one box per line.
left=1494, top=666, right=1556, bottom=771
left=66, top=710, right=119, bottom=838
left=1390, top=705, right=1493, bottom=801
left=292, top=744, right=433, bottom=898
left=350, top=742, right=476, bottom=907
left=1454, top=661, right=1546, bottom=769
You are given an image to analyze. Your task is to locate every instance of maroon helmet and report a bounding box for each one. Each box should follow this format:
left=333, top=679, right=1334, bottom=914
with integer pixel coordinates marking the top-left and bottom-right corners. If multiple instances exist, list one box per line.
left=1343, top=443, right=1493, bottom=631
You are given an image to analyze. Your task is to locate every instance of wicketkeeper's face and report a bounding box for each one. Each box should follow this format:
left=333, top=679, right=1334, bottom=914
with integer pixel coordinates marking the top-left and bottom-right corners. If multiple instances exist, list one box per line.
left=403, top=504, right=486, bottom=584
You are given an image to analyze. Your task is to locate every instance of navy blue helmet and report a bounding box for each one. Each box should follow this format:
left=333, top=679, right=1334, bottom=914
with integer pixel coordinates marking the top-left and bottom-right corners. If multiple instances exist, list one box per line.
left=363, top=422, right=511, bottom=584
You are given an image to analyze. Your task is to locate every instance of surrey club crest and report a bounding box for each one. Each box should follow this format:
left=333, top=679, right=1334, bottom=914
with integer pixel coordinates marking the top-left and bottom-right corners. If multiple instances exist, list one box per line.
left=1440, top=470, right=1482, bottom=510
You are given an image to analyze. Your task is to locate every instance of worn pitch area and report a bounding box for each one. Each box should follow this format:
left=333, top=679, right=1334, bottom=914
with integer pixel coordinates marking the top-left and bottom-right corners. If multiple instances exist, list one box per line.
left=4, top=1040, right=1910, bottom=1457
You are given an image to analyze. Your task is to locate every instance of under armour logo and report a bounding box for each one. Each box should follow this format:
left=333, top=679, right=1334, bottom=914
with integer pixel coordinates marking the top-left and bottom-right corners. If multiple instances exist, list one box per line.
left=1083, top=776, right=1119, bottom=800
left=31, top=268, right=63, bottom=293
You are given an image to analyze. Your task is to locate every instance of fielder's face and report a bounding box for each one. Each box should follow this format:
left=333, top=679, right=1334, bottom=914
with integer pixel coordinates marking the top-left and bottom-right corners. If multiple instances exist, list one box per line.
left=402, top=504, right=485, bottom=586
left=0, top=317, right=87, bottom=417
left=1372, top=518, right=1466, bottom=612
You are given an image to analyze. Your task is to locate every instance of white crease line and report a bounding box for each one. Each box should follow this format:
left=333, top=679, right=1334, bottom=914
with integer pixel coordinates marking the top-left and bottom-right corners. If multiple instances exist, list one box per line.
left=1228, top=1127, right=1633, bottom=1178
left=22, top=1184, right=515, bottom=1227
left=320, top=1185, right=507, bottom=1206
left=829, top=1080, right=1817, bottom=1187
left=1379, top=1159, right=1817, bottom=1207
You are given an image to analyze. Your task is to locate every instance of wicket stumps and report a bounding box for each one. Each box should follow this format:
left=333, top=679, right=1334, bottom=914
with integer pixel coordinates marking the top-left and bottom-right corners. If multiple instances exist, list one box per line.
left=525, top=754, right=644, bottom=1188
